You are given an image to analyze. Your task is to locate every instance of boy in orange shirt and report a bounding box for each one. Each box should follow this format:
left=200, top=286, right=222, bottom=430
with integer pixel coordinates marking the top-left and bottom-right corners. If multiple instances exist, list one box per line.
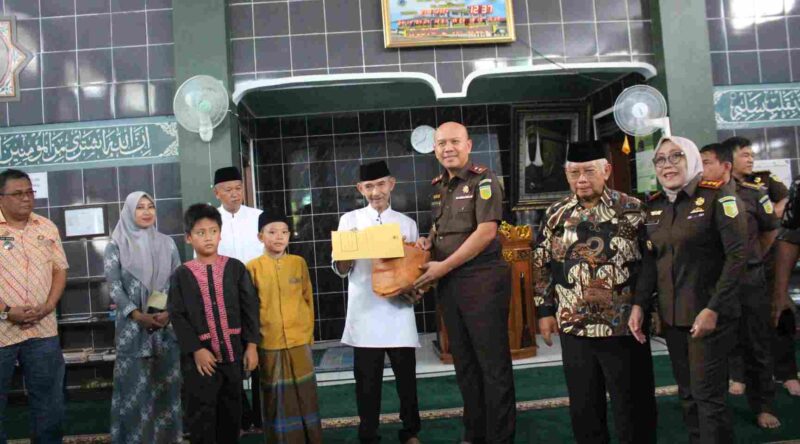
left=246, top=211, right=321, bottom=443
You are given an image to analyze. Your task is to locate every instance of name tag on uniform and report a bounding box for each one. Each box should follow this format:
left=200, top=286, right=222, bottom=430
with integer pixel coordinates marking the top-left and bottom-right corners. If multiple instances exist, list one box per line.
left=687, top=208, right=705, bottom=220
left=455, top=195, right=473, bottom=200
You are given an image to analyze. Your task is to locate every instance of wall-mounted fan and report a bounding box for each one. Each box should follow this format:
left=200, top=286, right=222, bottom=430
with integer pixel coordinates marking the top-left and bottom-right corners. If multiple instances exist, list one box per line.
left=613, top=85, right=671, bottom=138
left=173, top=75, right=230, bottom=142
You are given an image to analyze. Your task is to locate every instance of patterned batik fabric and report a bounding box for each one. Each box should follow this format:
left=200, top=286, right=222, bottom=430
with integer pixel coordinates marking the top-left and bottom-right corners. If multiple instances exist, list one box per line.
left=110, top=348, right=183, bottom=444
left=259, top=345, right=322, bottom=444
left=533, top=188, right=647, bottom=337
left=104, top=241, right=183, bottom=444
left=0, top=212, right=68, bottom=346
left=105, top=241, right=181, bottom=358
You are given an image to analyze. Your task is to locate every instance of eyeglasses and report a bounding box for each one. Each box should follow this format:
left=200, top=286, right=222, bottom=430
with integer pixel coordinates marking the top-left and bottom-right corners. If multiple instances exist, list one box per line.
left=565, top=168, right=600, bottom=180
left=652, top=151, right=686, bottom=168
left=0, top=190, right=35, bottom=200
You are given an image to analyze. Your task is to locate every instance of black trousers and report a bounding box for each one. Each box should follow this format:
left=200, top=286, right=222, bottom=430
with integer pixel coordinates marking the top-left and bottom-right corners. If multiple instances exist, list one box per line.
left=438, top=262, right=516, bottom=444
left=727, top=269, right=776, bottom=414
left=241, top=372, right=262, bottom=429
left=560, top=334, right=657, bottom=444
left=773, top=309, right=798, bottom=382
left=353, top=347, right=420, bottom=443
left=183, top=361, right=243, bottom=444
left=663, top=321, right=737, bottom=444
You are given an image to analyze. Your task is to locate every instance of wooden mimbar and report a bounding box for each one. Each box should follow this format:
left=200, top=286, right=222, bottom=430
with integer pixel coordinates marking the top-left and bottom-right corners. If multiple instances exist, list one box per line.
left=435, top=222, right=538, bottom=363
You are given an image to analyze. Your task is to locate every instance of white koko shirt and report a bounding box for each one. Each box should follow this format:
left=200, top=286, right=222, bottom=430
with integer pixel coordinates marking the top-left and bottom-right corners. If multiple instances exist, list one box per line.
left=217, top=204, right=264, bottom=264
left=333, top=205, right=421, bottom=348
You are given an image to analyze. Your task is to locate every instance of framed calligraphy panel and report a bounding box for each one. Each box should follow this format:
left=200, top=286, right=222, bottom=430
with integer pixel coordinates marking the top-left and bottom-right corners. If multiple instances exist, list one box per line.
left=0, top=117, right=178, bottom=169
left=381, top=0, right=515, bottom=48
left=714, top=83, right=800, bottom=129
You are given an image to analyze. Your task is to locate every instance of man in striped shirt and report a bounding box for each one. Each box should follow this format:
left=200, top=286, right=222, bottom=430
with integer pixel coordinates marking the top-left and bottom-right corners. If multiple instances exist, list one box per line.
left=0, top=169, right=68, bottom=443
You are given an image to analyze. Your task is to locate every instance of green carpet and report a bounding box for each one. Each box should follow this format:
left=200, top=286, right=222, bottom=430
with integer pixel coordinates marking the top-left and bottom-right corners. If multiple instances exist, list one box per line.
left=317, top=354, right=677, bottom=419
left=4, top=351, right=799, bottom=442
left=307, top=391, right=800, bottom=443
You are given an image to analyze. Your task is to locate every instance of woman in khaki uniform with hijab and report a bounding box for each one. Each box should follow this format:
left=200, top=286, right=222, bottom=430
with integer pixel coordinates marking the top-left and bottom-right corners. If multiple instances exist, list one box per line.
left=630, top=136, right=747, bottom=444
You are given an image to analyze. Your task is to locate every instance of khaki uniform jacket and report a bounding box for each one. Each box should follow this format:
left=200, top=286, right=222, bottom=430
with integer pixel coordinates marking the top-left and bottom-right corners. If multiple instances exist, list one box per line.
left=430, top=162, right=504, bottom=265
left=635, top=176, right=748, bottom=326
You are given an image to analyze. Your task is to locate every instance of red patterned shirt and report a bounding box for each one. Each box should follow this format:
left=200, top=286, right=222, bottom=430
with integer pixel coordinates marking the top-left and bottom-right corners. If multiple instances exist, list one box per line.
left=0, top=210, right=68, bottom=347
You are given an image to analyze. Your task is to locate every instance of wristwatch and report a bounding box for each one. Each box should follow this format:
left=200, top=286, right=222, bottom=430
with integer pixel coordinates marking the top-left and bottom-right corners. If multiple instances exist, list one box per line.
left=0, top=305, right=10, bottom=321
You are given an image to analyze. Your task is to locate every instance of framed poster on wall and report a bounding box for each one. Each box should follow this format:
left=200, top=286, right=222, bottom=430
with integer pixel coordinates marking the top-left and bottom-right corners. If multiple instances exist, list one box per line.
left=64, top=206, right=108, bottom=239
left=381, top=0, right=515, bottom=48
left=512, top=110, right=580, bottom=209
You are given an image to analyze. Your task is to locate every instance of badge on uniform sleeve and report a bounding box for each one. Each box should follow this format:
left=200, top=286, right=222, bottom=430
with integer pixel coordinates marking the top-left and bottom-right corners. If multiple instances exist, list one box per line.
left=759, top=195, right=774, bottom=214
left=478, top=179, right=492, bottom=200
left=719, top=196, right=739, bottom=218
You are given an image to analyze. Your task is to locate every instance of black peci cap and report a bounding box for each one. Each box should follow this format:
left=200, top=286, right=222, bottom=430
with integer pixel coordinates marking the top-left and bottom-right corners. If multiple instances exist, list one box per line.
left=213, top=166, right=242, bottom=185
left=359, top=160, right=391, bottom=182
left=258, top=210, right=290, bottom=232
left=566, top=141, right=605, bottom=163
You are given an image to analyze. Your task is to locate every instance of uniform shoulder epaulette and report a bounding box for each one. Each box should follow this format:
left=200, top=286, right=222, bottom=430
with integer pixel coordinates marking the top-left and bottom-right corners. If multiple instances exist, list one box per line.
left=647, top=191, right=662, bottom=201
left=751, top=171, right=771, bottom=184
left=739, top=181, right=762, bottom=191
left=431, top=174, right=443, bottom=185
left=618, top=193, right=643, bottom=211
left=698, top=179, right=724, bottom=189
left=749, top=172, right=784, bottom=187
left=469, top=164, right=488, bottom=174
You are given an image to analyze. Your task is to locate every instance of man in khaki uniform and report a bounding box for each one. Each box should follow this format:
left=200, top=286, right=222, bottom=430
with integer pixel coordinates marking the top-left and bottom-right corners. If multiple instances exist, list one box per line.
left=720, top=138, right=797, bottom=400
left=414, top=122, right=515, bottom=444
left=701, top=143, right=781, bottom=429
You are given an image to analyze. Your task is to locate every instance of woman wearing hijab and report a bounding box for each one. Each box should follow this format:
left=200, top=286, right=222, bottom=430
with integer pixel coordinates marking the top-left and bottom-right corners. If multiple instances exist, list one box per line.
left=105, top=191, right=183, bottom=443
left=629, top=136, right=747, bottom=444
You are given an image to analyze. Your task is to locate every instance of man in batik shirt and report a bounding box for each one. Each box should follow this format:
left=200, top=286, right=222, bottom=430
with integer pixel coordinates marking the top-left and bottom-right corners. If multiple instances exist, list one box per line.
left=533, top=141, right=657, bottom=444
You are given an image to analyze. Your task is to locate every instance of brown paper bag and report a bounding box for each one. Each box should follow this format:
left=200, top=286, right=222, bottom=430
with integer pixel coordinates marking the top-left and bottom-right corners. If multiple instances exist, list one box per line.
left=372, top=243, right=430, bottom=297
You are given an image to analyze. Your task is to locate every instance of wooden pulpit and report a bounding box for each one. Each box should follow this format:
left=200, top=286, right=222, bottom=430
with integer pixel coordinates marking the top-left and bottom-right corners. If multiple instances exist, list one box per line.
left=435, top=222, right=538, bottom=363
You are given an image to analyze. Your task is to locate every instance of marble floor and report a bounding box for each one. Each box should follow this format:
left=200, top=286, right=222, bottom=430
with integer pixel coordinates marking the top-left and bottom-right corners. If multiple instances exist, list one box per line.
left=315, top=332, right=670, bottom=386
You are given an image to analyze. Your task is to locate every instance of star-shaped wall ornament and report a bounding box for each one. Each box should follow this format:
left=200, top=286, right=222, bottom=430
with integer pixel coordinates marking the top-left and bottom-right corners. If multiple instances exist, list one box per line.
left=0, top=17, right=32, bottom=102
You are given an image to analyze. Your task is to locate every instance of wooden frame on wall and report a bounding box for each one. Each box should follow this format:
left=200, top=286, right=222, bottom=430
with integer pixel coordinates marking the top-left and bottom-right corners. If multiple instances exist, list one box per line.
left=511, top=108, right=581, bottom=209
left=381, top=0, right=515, bottom=48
